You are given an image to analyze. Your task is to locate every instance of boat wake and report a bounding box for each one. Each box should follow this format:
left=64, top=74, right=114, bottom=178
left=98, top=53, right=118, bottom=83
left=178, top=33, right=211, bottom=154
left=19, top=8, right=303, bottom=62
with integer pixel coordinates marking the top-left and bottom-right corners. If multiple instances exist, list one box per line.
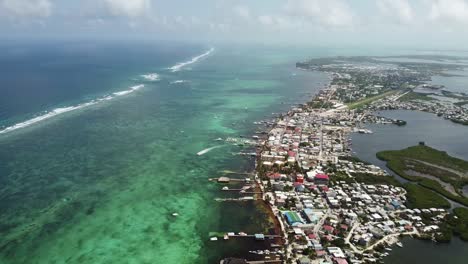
left=0, top=84, right=145, bottom=135
left=169, top=48, right=214, bottom=72
left=197, top=145, right=223, bottom=156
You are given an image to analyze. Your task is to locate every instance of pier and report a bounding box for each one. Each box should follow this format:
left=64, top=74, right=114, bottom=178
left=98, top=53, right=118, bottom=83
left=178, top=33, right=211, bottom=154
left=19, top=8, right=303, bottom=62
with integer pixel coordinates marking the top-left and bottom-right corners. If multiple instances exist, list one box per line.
left=209, top=177, right=251, bottom=183
left=220, top=170, right=255, bottom=176
left=215, top=197, right=259, bottom=202
left=210, top=232, right=281, bottom=240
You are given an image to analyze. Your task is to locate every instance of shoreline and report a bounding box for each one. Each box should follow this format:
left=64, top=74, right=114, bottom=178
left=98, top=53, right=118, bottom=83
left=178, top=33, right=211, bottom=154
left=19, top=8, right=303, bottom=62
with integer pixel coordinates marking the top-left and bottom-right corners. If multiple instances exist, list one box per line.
left=227, top=63, right=468, bottom=263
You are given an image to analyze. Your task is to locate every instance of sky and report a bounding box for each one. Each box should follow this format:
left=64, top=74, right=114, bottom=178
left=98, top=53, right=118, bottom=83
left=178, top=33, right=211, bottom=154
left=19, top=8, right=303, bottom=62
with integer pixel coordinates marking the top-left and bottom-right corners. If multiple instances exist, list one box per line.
left=1, top=0, right=468, bottom=48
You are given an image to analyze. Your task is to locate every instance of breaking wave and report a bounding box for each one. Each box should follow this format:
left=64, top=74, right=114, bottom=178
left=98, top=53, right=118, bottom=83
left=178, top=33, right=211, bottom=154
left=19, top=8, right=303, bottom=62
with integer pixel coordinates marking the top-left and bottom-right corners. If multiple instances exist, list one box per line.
left=169, top=48, right=214, bottom=72
left=141, top=73, right=160, bottom=81
left=0, top=84, right=144, bottom=135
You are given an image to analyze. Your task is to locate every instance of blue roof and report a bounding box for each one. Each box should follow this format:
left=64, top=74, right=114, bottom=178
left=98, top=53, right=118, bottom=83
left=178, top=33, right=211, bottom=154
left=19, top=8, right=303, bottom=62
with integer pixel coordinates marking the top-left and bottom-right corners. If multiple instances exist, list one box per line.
left=283, top=211, right=303, bottom=225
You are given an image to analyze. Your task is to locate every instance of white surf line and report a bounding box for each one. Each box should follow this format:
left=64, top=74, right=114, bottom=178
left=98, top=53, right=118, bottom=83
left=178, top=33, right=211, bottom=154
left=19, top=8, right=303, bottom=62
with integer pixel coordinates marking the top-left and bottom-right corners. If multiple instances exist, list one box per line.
left=0, top=84, right=145, bottom=135
left=197, top=145, right=223, bottom=156
left=169, top=47, right=215, bottom=72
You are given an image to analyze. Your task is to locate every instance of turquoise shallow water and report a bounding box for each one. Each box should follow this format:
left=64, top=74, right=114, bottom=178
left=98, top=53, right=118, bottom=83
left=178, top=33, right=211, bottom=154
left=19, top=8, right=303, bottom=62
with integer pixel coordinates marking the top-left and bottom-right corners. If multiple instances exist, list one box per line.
left=0, top=45, right=327, bottom=263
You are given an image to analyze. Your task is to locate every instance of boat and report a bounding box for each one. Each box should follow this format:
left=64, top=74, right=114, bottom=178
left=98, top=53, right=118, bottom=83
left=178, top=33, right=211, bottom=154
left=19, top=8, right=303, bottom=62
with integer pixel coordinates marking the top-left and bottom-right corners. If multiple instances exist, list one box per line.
left=210, top=237, right=218, bottom=241
left=172, top=213, right=179, bottom=217
left=197, top=146, right=220, bottom=156
left=396, top=242, right=403, bottom=248
left=385, top=248, right=392, bottom=251
left=224, top=234, right=229, bottom=240
left=357, top=128, right=373, bottom=134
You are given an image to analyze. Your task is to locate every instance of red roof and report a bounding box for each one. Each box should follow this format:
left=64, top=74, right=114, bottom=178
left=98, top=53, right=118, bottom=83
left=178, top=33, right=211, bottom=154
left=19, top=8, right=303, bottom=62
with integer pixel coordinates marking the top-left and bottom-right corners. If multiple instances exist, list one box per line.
left=315, top=174, right=330, bottom=180
left=288, top=151, right=297, bottom=157
left=268, top=173, right=281, bottom=180
left=323, top=225, right=334, bottom=232
left=334, top=258, right=348, bottom=264
left=308, top=233, right=317, bottom=239
left=404, top=225, right=413, bottom=231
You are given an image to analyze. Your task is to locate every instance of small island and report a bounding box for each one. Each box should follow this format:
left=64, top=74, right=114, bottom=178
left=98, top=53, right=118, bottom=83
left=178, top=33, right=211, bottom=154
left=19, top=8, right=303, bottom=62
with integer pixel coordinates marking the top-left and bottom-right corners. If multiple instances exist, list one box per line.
left=377, top=144, right=468, bottom=207
left=377, top=144, right=468, bottom=242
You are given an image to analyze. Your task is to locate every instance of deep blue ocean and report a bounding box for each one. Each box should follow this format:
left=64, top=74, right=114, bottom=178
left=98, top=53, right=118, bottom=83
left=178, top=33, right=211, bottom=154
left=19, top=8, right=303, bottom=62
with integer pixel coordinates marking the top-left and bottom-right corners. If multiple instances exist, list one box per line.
left=0, top=41, right=204, bottom=128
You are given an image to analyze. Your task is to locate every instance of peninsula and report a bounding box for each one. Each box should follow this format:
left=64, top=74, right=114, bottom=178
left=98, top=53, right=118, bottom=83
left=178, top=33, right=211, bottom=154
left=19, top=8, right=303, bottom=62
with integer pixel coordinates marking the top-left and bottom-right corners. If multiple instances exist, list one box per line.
left=220, top=54, right=468, bottom=264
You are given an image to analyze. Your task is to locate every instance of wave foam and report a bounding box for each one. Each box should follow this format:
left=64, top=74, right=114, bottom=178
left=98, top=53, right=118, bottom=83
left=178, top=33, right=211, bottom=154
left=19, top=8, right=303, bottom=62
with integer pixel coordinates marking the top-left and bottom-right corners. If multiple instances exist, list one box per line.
left=141, top=73, right=160, bottom=81
left=170, top=80, right=187, bottom=84
left=0, top=84, right=145, bottom=135
left=169, top=48, right=214, bottom=72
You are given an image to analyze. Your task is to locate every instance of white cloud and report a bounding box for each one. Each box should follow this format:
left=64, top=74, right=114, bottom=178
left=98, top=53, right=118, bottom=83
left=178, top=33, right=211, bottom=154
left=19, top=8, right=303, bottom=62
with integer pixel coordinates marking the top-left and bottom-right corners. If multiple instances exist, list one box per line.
left=103, top=0, right=151, bottom=17
left=429, top=0, right=468, bottom=25
left=377, top=0, right=414, bottom=24
left=234, top=5, right=250, bottom=19
left=0, top=0, right=52, bottom=18
left=284, top=0, right=354, bottom=27
left=258, top=15, right=274, bottom=26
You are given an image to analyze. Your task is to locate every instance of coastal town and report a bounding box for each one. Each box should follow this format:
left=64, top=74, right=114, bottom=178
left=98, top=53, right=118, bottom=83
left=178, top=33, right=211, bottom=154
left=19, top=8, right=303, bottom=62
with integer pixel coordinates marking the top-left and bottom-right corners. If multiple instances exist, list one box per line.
left=219, top=56, right=468, bottom=264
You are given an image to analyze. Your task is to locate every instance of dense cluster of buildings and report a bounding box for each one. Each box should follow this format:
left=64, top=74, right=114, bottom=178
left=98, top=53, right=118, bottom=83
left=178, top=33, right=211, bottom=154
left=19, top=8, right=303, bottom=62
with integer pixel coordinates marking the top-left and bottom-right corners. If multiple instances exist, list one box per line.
left=366, top=89, right=468, bottom=126
left=254, top=85, right=450, bottom=264
left=220, top=57, right=468, bottom=264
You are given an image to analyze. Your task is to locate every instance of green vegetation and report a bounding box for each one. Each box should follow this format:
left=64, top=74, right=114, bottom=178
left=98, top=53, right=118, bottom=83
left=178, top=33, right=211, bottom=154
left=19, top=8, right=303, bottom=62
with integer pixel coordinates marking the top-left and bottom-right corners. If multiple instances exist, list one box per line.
left=377, top=145, right=468, bottom=206
left=454, top=101, right=468, bottom=107
left=347, top=90, right=397, bottom=109
left=441, top=90, right=468, bottom=100
left=438, top=207, right=468, bottom=242
left=398, top=91, right=434, bottom=102
left=404, top=184, right=450, bottom=209
left=307, top=100, right=333, bottom=109
left=451, top=118, right=468, bottom=126
left=351, top=172, right=402, bottom=186
left=452, top=208, right=468, bottom=241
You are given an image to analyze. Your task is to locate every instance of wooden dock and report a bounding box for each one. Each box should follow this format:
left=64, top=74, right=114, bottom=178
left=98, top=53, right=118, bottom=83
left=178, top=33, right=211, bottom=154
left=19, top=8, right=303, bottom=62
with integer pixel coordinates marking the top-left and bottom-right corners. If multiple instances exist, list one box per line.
left=227, top=235, right=281, bottom=239
left=220, top=170, right=255, bottom=176
left=215, top=197, right=259, bottom=202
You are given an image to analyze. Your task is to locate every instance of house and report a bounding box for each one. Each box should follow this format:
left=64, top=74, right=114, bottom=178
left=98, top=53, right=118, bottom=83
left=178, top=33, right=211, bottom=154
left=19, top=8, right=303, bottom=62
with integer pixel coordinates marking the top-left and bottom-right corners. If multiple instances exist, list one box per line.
left=298, top=257, right=311, bottom=264
left=328, top=247, right=346, bottom=258
left=284, top=211, right=304, bottom=226
left=315, top=174, right=330, bottom=185
left=323, top=225, right=334, bottom=234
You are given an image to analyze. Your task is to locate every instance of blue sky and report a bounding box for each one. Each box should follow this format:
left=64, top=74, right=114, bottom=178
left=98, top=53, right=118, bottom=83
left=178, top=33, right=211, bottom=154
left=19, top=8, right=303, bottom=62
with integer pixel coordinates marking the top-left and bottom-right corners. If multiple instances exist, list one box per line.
left=1, top=0, right=468, bottom=48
